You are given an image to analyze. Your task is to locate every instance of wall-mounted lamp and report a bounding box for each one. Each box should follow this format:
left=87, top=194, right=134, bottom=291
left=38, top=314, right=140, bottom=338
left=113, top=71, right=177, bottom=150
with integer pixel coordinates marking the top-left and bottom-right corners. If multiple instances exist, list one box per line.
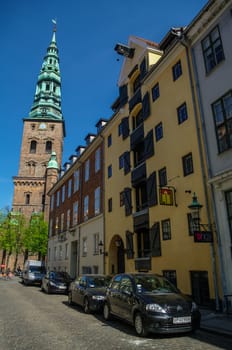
left=115, top=238, right=122, bottom=248
left=98, top=240, right=107, bottom=256
left=188, top=192, right=203, bottom=231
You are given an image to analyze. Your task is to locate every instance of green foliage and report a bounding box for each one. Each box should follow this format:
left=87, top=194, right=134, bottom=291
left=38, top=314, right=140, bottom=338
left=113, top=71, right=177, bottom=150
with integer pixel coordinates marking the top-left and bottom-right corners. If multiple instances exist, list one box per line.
left=0, top=210, right=48, bottom=258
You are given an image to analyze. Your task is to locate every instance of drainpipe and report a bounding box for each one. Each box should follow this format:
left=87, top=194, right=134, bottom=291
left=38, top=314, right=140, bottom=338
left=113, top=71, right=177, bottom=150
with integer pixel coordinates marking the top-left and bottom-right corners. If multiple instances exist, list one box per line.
left=179, top=35, right=221, bottom=311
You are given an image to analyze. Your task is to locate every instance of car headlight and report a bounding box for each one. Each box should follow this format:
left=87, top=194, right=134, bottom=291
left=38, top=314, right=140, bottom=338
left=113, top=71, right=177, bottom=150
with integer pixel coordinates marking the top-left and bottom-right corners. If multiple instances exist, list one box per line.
left=146, top=303, right=166, bottom=313
left=49, top=281, right=57, bottom=287
left=92, top=295, right=105, bottom=301
left=191, top=301, right=198, bottom=311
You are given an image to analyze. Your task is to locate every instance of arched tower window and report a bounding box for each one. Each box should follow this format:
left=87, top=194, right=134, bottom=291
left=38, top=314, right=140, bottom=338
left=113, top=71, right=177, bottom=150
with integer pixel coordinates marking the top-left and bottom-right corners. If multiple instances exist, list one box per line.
left=46, top=141, right=52, bottom=153
left=30, top=140, right=37, bottom=153
left=25, top=194, right=30, bottom=205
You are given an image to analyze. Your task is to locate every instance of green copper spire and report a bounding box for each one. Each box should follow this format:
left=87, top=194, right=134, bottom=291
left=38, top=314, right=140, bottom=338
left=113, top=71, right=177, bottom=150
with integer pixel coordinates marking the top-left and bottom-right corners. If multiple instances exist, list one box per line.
left=28, top=24, right=63, bottom=121
left=47, top=151, right=59, bottom=169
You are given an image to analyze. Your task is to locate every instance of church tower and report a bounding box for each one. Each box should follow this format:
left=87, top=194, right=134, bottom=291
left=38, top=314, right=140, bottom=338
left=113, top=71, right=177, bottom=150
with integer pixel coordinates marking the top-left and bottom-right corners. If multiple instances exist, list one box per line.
left=12, top=25, right=65, bottom=220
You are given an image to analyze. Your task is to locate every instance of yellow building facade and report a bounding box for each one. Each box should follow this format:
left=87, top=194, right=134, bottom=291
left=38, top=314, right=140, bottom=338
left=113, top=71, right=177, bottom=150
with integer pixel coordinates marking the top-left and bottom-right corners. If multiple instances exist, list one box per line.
left=102, top=34, right=221, bottom=308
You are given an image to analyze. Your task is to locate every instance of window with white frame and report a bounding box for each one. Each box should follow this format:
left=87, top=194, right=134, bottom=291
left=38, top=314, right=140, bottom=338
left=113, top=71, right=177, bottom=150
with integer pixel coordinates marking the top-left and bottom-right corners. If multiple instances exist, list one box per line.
left=67, top=209, right=70, bottom=229
left=62, top=185, right=65, bottom=202
left=74, top=169, right=79, bottom=192
left=93, top=233, right=99, bottom=254
left=73, top=201, right=78, bottom=226
left=162, top=219, right=171, bottom=240
left=84, top=195, right=89, bottom=220
left=95, top=148, right=101, bottom=172
left=94, top=187, right=100, bottom=215
left=68, top=179, right=72, bottom=198
left=212, top=91, right=232, bottom=153
left=202, top=25, right=224, bottom=74
left=85, top=159, right=90, bottom=182
left=82, top=237, right=87, bottom=256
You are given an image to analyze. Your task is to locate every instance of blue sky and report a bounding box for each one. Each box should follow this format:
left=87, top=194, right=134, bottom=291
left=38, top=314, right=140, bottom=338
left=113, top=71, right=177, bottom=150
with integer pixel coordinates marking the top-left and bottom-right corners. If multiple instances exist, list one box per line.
left=0, top=0, right=207, bottom=210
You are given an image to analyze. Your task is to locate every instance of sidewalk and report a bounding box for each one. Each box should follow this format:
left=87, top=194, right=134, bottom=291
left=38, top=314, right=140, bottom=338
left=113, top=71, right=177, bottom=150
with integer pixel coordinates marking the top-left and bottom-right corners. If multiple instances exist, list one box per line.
left=200, top=308, right=232, bottom=337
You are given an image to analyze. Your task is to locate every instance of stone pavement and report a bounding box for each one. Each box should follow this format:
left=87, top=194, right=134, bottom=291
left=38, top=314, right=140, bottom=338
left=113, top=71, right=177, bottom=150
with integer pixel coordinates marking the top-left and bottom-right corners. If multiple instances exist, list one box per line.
left=200, top=308, right=232, bottom=337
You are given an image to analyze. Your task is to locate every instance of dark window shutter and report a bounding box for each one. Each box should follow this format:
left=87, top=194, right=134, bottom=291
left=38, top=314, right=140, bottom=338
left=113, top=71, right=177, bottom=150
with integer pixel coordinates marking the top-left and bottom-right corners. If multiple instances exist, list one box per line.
left=123, top=151, right=131, bottom=175
left=142, top=92, right=150, bottom=120
left=124, top=187, right=132, bottom=216
left=121, top=117, right=129, bottom=139
left=119, top=84, right=128, bottom=107
left=144, top=129, right=154, bottom=159
left=126, top=231, right=134, bottom=259
left=147, top=171, right=158, bottom=206
left=140, top=58, right=147, bottom=80
left=150, top=222, right=161, bottom=257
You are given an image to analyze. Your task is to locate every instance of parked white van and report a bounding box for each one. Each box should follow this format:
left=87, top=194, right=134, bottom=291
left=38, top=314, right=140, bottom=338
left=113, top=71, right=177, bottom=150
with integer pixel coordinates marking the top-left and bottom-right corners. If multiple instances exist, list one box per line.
left=22, top=260, right=46, bottom=286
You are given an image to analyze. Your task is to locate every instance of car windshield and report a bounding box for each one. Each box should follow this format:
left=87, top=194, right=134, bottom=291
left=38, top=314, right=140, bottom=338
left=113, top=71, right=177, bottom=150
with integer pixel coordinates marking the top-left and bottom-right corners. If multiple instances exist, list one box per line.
left=29, top=266, right=45, bottom=273
left=50, top=272, right=71, bottom=280
left=135, top=275, right=178, bottom=294
left=88, top=276, right=110, bottom=288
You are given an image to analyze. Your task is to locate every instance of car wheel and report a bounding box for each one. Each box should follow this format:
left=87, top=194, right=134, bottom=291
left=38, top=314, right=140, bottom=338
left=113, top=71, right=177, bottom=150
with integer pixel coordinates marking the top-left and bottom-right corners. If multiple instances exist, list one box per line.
left=83, top=298, right=90, bottom=314
left=103, top=303, right=111, bottom=320
left=134, top=313, right=148, bottom=337
left=68, top=292, right=73, bottom=306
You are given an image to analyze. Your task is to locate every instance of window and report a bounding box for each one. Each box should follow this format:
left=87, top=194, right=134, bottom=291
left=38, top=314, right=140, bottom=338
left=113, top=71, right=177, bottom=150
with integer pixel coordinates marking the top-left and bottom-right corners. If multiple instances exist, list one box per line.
left=56, top=190, right=60, bottom=207
left=118, top=123, right=122, bottom=136
left=163, top=270, right=177, bottom=287
left=162, top=219, right=171, bottom=240
left=85, top=159, right=90, bottom=182
left=177, top=102, right=188, bottom=124
left=49, top=219, right=53, bottom=238
left=62, top=185, right=65, bottom=202
left=212, top=91, right=232, bottom=153
left=155, top=122, right=163, bottom=141
left=158, top=167, right=167, bottom=187
left=67, top=209, right=70, bottom=229
left=68, top=179, right=72, bottom=198
left=93, top=233, right=99, bottom=254
left=152, top=83, right=160, bottom=101
left=119, top=154, right=124, bottom=169
left=187, top=213, right=194, bottom=236
left=25, top=194, right=30, bottom=205
left=73, top=201, right=78, bottom=226
left=108, top=198, right=112, bottom=212
left=202, top=26, right=224, bottom=74
left=182, top=153, right=194, bottom=176
left=108, top=134, right=112, bottom=147
left=50, top=195, right=54, bottom=210
left=84, top=195, right=89, bottom=220
left=225, top=190, right=232, bottom=240
left=95, top=148, right=101, bottom=172
left=54, top=247, right=57, bottom=261
left=82, top=238, right=87, bottom=256
left=45, top=141, right=52, bottom=153
left=94, top=187, right=100, bottom=215
left=172, top=60, right=182, bottom=81
left=30, top=140, right=37, bottom=153
left=65, top=243, right=68, bottom=260
left=108, top=165, right=112, bottom=178
left=61, top=213, right=64, bottom=232
left=74, top=170, right=79, bottom=192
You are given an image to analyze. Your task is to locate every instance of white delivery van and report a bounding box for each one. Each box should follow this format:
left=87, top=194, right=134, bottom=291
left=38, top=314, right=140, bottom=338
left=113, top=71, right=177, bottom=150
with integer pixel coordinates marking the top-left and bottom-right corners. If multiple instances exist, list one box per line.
left=22, top=260, right=46, bottom=286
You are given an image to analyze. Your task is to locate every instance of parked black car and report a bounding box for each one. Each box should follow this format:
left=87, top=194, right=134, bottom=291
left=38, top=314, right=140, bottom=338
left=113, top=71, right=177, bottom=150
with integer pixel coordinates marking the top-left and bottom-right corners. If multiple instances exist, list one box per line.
left=103, top=273, right=201, bottom=337
left=68, top=274, right=111, bottom=313
left=41, top=271, right=73, bottom=294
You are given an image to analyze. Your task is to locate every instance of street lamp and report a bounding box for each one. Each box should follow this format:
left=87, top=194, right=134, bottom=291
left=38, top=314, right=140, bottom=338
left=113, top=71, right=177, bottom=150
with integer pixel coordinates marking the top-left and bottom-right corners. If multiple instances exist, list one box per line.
left=188, top=192, right=203, bottom=232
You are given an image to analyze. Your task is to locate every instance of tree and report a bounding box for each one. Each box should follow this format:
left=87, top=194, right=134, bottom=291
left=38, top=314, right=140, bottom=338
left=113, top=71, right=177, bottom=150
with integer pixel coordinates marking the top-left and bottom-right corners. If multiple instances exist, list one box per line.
left=24, top=213, right=48, bottom=260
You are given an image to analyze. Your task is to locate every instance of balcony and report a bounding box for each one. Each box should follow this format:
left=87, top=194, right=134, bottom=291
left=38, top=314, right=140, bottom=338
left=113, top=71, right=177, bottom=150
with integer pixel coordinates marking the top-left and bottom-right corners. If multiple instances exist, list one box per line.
left=133, top=208, right=149, bottom=231
left=130, top=123, right=144, bottom=149
left=135, top=256, right=151, bottom=272
left=129, top=89, right=142, bottom=112
left=131, top=162, right=146, bottom=186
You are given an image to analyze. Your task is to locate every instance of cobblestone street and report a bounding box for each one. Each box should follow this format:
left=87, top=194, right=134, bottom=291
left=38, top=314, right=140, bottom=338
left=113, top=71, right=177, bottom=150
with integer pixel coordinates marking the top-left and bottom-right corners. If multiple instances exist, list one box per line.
left=0, top=278, right=231, bottom=350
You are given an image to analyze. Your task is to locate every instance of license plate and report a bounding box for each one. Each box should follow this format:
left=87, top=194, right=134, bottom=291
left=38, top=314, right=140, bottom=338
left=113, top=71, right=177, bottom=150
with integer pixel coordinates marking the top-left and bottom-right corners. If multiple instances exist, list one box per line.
left=173, top=316, right=191, bottom=324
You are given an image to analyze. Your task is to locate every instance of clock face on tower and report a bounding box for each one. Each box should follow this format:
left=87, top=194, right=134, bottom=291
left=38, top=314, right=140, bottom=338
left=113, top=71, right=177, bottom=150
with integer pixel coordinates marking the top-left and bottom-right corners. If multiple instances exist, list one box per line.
left=39, top=122, right=47, bottom=130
